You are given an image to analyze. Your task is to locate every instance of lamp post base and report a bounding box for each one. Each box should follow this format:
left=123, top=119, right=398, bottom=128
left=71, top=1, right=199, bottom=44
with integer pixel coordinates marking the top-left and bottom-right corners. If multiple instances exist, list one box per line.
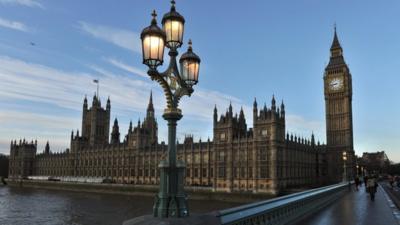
left=153, top=160, right=188, bottom=218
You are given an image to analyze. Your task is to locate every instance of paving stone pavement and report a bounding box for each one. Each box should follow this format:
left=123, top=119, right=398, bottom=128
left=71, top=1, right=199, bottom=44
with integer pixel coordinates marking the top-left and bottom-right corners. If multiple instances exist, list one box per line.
left=295, top=183, right=400, bottom=225
left=380, top=182, right=400, bottom=222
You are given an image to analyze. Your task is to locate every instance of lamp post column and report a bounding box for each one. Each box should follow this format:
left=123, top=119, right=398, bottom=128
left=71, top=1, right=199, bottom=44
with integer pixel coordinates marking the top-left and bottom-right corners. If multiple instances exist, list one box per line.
left=153, top=108, right=187, bottom=218
left=165, top=110, right=181, bottom=168
left=342, top=151, right=347, bottom=183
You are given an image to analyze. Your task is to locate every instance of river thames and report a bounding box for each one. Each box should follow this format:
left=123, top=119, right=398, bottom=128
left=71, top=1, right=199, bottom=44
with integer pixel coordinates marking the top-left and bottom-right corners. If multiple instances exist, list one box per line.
left=0, top=186, right=240, bottom=225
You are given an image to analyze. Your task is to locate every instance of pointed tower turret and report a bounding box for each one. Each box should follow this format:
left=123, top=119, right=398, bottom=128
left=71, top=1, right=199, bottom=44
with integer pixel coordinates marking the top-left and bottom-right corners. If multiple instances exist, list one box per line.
left=239, top=107, right=245, bottom=121
left=280, top=100, right=285, bottom=118
left=327, top=25, right=346, bottom=67
left=45, top=141, right=50, bottom=154
left=311, top=132, right=315, bottom=146
left=147, top=90, right=154, bottom=118
left=83, top=95, right=88, bottom=109
left=142, top=91, right=158, bottom=144
left=239, top=106, right=247, bottom=137
left=228, top=101, right=233, bottom=118
left=330, top=25, right=342, bottom=52
left=239, top=107, right=245, bottom=124
left=106, top=96, right=111, bottom=111
left=128, top=120, right=133, bottom=133
left=213, top=104, right=218, bottom=127
left=253, top=97, right=258, bottom=122
left=110, top=118, right=120, bottom=145
left=271, top=95, right=276, bottom=111
left=92, top=94, right=98, bottom=107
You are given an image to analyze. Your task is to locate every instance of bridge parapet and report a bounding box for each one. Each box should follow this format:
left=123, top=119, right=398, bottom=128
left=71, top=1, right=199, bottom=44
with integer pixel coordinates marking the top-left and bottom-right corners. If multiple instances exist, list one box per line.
left=123, top=183, right=349, bottom=225
left=217, top=183, right=349, bottom=225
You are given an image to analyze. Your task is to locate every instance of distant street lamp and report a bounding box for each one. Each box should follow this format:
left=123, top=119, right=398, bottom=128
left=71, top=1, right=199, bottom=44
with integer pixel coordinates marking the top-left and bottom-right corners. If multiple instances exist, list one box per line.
left=356, top=164, right=359, bottom=176
left=342, top=151, right=347, bottom=182
left=140, top=0, right=200, bottom=218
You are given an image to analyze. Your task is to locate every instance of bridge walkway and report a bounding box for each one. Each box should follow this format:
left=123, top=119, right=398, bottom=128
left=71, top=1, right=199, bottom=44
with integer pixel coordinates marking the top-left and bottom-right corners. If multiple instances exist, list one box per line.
left=295, top=184, right=400, bottom=225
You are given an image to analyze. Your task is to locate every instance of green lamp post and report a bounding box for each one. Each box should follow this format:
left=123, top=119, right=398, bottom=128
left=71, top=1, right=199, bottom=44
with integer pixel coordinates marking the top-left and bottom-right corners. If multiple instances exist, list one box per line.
left=140, top=0, right=201, bottom=218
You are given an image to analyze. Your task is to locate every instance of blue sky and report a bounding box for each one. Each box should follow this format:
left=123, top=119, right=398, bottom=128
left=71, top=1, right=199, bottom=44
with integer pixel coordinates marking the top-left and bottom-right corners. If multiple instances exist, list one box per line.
left=0, top=0, right=399, bottom=161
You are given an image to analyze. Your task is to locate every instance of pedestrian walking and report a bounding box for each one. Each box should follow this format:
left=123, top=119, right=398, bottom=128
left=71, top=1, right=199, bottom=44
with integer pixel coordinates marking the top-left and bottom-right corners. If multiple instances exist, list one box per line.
left=389, top=175, right=394, bottom=189
left=364, top=175, right=369, bottom=192
left=367, top=176, right=378, bottom=201
left=355, top=176, right=360, bottom=191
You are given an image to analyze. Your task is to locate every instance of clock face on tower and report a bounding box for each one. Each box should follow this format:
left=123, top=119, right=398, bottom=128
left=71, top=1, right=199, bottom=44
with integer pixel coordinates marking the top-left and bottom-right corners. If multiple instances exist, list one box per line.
left=328, top=77, right=343, bottom=91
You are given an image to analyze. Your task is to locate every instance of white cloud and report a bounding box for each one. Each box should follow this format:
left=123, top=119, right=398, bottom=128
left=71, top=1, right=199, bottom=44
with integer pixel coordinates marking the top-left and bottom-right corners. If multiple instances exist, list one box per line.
left=0, top=55, right=158, bottom=113
left=78, top=21, right=141, bottom=53
left=0, top=110, right=78, bottom=154
left=0, top=110, right=79, bottom=130
left=0, top=0, right=43, bottom=9
left=0, top=17, right=28, bottom=32
left=106, top=58, right=148, bottom=78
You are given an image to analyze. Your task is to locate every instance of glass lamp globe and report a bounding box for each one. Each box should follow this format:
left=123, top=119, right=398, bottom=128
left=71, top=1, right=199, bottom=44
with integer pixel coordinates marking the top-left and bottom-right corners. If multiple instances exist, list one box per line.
left=141, top=10, right=166, bottom=69
left=179, top=40, right=200, bottom=87
left=162, top=0, right=185, bottom=49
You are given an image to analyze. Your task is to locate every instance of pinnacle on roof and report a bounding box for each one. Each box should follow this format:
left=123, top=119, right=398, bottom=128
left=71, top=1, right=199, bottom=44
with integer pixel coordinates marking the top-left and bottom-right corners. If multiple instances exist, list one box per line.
left=147, top=90, right=154, bottom=112
left=330, top=25, right=342, bottom=51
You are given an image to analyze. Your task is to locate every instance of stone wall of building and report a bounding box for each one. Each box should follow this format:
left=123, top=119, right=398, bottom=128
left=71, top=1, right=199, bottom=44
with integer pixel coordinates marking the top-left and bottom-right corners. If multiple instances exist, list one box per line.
left=9, top=140, right=37, bottom=178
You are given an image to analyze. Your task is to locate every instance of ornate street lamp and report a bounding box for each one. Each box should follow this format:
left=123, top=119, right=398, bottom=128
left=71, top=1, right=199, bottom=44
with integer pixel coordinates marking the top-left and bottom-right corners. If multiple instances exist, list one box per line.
left=342, top=151, right=347, bottom=182
left=140, top=0, right=200, bottom=218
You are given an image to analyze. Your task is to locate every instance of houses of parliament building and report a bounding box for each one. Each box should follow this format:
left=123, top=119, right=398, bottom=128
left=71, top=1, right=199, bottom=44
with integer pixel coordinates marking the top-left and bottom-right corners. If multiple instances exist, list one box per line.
left=8, top=30, right=355, bottom=194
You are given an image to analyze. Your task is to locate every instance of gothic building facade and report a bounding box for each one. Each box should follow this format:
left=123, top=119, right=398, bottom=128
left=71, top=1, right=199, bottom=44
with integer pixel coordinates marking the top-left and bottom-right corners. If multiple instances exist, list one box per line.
left=9, top=30, right=354, bottom=194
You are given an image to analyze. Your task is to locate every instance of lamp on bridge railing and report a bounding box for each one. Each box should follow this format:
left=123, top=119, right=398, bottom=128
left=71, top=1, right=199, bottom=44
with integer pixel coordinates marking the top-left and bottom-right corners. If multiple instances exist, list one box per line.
left=140, top=0, right=201, bottom=219
left=342, top=151, right=347, bottom=182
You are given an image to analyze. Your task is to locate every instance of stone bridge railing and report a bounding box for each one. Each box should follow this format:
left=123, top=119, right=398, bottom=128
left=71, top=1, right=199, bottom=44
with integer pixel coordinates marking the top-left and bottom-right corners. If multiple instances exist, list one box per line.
left=123, top=183, right=350, bottom=225
left=216, top=183, right=349, bottom=225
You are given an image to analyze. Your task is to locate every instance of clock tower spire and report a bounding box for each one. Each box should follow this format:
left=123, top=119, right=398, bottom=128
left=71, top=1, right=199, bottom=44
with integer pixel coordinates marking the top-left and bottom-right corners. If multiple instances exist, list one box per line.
left=324, top=27, right=354, bottom=183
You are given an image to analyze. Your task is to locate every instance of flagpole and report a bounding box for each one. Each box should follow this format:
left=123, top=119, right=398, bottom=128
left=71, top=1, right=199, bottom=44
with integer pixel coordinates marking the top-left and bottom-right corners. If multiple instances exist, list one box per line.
left=93, top=79, right=99, bottom=98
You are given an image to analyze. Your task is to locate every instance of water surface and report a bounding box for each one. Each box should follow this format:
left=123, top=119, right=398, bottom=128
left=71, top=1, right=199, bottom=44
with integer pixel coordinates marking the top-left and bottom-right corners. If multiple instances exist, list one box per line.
left=0, top=186, right=240, bottom=225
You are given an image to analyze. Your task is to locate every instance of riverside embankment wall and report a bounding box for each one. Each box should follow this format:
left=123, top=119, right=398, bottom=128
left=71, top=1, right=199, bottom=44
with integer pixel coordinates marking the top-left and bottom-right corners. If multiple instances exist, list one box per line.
left=6, top=179, right=276, bottom=203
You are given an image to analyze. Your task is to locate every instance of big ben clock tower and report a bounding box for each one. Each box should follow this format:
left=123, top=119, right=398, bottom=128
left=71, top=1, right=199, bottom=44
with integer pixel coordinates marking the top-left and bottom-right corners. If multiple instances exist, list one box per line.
left=324, top=28, right=355, bottom=183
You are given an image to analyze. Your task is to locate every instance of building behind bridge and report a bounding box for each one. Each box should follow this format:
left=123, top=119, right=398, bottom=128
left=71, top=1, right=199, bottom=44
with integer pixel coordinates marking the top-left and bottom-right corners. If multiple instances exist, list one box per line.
left=359, top=151, right=390, bottom=175
left=8, top=30, right=356, bottom=195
